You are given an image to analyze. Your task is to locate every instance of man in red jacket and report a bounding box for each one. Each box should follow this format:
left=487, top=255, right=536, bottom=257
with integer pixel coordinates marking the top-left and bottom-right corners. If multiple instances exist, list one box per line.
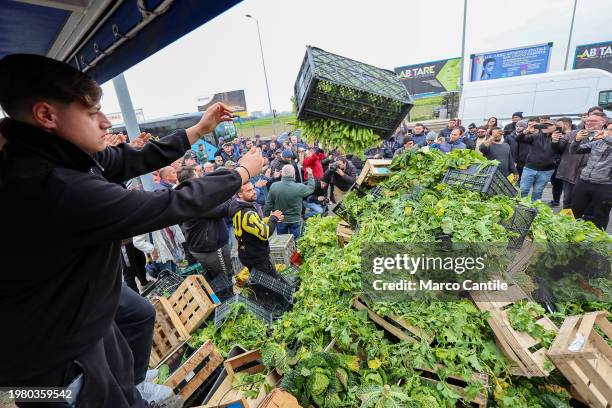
left=302, top=147, right=325, bottom=180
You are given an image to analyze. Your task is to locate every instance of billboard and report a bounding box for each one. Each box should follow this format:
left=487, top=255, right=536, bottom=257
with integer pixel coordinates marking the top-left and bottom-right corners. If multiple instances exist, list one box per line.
left=198, top=89, right=248, bottom=117
left=394, top=58, right=461, bottom=96
left=470, top=43, right=552, bottom=82
left=106, top=109, right=145, bottom=126
left=573, top=41, right=612, bottom=73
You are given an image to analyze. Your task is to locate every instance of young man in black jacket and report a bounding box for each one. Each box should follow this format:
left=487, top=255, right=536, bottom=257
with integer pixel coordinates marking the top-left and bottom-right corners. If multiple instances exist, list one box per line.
left=178, top=168, right=233, bottom=279
left=516, top=119, right=561, bottom=201
left=0, top=54, right=262, bottom=407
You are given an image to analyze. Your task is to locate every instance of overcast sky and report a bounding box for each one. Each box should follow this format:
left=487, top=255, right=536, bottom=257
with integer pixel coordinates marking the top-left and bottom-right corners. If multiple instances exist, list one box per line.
left=99, top=0, right=612, bottom=120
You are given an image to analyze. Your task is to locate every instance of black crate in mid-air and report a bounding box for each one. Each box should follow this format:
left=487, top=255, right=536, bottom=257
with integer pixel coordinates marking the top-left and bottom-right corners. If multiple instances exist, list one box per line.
left=294, top=46, right=413, bottom=138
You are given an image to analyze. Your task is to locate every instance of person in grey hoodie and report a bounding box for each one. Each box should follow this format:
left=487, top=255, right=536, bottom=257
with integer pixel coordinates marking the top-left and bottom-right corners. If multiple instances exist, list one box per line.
left=569, top=119, right=612, bottom=230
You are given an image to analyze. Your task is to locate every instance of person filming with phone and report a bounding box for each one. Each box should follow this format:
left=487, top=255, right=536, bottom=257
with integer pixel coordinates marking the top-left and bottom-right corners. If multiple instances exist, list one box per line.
left=516, top=119, right=560, bottom=201
left=553, top=117, right=591, bottom=209
left=567, top=112, right=612, bottom=230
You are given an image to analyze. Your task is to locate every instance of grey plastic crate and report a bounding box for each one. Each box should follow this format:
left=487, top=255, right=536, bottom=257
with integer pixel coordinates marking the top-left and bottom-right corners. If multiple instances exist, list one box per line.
left=294, top=46, right=413, bottom=138
left=269, top=234, right=296, bottom=267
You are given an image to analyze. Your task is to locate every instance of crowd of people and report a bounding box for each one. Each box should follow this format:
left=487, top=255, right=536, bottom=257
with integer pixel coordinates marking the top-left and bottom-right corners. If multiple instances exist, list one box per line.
left=1, top=52, right=611, bottom=408
left=109, top=105, right=612, bottom=303
left=362, top=109, right=611, bottom=231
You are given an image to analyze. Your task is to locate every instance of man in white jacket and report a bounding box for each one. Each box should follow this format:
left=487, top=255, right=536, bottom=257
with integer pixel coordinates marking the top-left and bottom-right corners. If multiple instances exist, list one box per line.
left=133, top=225, right=186, bottom=277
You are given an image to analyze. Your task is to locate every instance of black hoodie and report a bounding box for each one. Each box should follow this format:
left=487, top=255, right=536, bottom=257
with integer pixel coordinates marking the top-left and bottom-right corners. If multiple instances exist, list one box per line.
left=230, top=199, right=279, bottom=267
left=0, top=119, right=242, bottom=381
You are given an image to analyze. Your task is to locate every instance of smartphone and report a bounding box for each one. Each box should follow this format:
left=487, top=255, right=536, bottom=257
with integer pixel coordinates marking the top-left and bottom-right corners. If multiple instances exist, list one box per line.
left=586, top=130, right=596, bottom=140
left=555, top=126, right=563, bottom=133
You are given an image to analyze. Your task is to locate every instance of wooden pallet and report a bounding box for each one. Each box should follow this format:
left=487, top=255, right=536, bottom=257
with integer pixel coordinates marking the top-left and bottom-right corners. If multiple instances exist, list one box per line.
left=168, top=274, right=220, bottom=333
left=356, top=159, right=392, bottom=186
left=200, top=349, right=281, bottom=408
left=415, top=365, right=489, bottom=408
left=352, top=297, right=433, bottom=344
left=470, top=284, right=557, bottom=377
left=149, top=297, right=190, bottom=368
left=547, top=311, right=612, bottom=408
left=336, top=221, right=354, bottom=248
left=258, top=388, right=301, bottom=408
left=164, top=340, right=223, bottom=401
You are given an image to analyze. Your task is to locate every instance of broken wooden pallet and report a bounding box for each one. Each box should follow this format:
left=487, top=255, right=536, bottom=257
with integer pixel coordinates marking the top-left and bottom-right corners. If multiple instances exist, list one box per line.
left=471, top=283, right=557, bottom=377
left=547, top=311, right=612, bottom=408
left=164, top=340, right=224, bottom=401
left=352, top=297, right=433, bottom=344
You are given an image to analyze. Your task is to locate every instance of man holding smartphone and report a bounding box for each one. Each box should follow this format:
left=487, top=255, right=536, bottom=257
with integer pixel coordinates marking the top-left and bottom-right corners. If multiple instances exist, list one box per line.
left=516, top=119, right=559, bottom=201
left=553, top=117, right=593, bottom=209
left=569, top=113, right=612, bottom=230
left=0, top=54, right=263, bottom=407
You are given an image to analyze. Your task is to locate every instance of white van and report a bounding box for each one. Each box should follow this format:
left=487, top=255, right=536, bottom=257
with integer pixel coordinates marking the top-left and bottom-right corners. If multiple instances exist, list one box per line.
left=458, top=68, right=612, bottom=126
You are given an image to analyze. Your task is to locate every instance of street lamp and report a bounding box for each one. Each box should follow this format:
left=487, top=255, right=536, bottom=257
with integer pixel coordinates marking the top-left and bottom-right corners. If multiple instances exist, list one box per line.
left=245, top=14, right=275, bottom=134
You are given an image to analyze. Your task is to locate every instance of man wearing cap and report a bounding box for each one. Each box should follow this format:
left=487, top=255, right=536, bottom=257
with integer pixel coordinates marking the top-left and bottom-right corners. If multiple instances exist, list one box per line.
left=220, top=142, right=240, bottom=163
left=265, top=165, right=315, bottom=240
left=504, top=112, right=523, bottom=136
left=463, top=123, right=478, bottom=149
left=516, top=119, right=560, bottom=201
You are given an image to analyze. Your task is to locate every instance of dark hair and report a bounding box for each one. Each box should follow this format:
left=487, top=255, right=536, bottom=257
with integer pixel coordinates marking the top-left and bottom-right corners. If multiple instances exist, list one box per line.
left=587, top=106, right=603, bottom=114
left=414, top=123, right=424, bottom=128
left=403, top=136, right=413, bottom=144
left=477, top=126, right=487, bottom=130
left=528, top=117, right=540, bottom=123
left=557, top=117, right=572, bottom=126
left=452, top=127, right=464, bottom=134
left=483, top=57, right=495, bottom=67
left=177, top=166, right=196, bottom=183
left=0, top=54, right=102, bottom=118
left=540, top=115, right=551, bottom=120
left=589, top=111, right=607, bottom=119
left=487, top=117, right=498, bottom=127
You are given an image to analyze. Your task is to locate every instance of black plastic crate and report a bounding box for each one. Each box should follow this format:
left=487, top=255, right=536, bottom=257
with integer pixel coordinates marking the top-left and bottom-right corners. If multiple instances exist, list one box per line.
left=369, top=185, right=383, bottom=199
left=246, top=268, right=295, bottom=313
left=442, top=164, right=517, bottom=198
left=348, top=182, right=367, bottom=198
left=279, top=265, right=300, bottom=287
left=503, top=205, right=538, bottom=249
left=294, top=46, right=413, bottom=138
left=332, top=202, right=358, bottom=228
left=213, top=294, right=273, bottom=327
left=143, top=270, right=184, bottom=300
left=209, top=273, right=234, bottom=302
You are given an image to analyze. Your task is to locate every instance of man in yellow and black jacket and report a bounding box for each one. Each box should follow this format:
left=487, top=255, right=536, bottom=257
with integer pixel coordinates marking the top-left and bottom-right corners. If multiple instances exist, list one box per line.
left=231, top=181, right=284, bottom=274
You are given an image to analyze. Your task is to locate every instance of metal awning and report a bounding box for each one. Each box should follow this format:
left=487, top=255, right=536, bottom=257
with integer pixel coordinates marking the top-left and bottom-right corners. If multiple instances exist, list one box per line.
left=0, top=0, right=242, bottom=83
